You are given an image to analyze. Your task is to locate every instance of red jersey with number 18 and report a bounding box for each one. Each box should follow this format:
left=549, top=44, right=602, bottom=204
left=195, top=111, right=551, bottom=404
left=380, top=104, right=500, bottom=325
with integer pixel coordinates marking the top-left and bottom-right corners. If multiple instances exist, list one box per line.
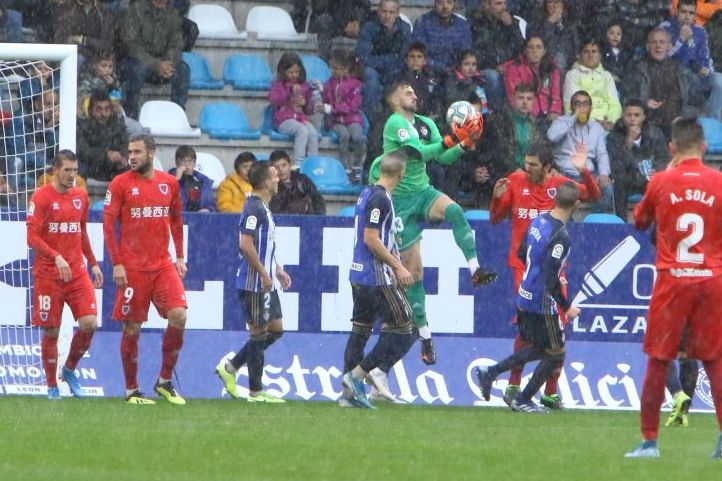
left=103, top=170, right=184, bottom=271
left=634, top=158, right=722, bottom=281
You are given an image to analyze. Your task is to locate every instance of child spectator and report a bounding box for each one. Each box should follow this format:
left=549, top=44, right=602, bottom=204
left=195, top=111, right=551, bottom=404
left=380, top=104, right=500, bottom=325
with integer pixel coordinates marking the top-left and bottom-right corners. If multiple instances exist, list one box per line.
left=503, top=34, right=563, bottom=124
left=600, top=20, right=632, bottom=86
left=167, top=145, right=216, bottom=213
left=444, top=50, right=490, bottom=114
left=77, top=52, right=123, bottom=119
left=269, top=53, right=319, bottom=167
left=393, top=42, right=443, bottom=119
left=269, top=150, right=326, bottom=215
left=217, top=151, right=255, bottom=213
left=323, top=50, right=366, bottom=181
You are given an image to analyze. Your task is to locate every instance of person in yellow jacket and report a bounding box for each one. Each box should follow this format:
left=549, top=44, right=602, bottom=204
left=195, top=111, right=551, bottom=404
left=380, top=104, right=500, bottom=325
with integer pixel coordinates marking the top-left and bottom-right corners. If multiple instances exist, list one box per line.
left=216, top=152, right=256, bottom=213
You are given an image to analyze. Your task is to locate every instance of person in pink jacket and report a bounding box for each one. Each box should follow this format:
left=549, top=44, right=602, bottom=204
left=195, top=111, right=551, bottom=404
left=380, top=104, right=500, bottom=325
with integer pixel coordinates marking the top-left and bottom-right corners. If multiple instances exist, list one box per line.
left=269, top=52, right=319, bottom=167
left=503, top=34, right=563, bottom=123
left=323, top=50, right=366, bottom=180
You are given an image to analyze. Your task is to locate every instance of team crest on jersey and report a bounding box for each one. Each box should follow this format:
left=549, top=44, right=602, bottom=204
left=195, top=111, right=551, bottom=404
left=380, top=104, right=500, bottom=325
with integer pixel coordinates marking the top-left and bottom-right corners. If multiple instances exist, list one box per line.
left=104, top=190, right=112, bottom=205
left=246, top=215, right=258, bottom=230
left=158, top=183, right=169, bottom=195
left=418, top=125, right=429, bottom=137
left=398, top=128, right=409, bottom=141
left=122, top=305, right=131, bottom=315
left=547, top=188, right=557, bottom=199
left=369, top=208, right=381, bottom=224
left=40, top=312, right=48, bottom=322
left=72, top=199, right=82, bottom=210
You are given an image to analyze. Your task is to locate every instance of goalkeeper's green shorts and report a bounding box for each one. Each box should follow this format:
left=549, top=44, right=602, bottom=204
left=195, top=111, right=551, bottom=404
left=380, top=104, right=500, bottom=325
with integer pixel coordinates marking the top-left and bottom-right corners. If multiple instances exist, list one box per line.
left=392, top=186, right=443, bottom=252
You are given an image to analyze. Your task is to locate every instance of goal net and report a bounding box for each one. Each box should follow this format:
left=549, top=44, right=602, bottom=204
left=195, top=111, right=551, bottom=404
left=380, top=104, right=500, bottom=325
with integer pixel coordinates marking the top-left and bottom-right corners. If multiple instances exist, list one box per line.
left=0, top=44, right=77, bottom=396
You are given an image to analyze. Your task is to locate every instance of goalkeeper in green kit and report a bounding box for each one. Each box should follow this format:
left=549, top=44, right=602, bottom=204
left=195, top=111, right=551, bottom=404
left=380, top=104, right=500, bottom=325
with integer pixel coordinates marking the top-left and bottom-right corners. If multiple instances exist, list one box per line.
left=368, top=81, right=497, bottom=368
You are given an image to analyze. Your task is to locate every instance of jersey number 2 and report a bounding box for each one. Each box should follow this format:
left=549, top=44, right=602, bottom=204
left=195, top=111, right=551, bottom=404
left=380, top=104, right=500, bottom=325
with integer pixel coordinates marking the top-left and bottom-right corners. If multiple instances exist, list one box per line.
left=676, top=213, right=704, bottom=264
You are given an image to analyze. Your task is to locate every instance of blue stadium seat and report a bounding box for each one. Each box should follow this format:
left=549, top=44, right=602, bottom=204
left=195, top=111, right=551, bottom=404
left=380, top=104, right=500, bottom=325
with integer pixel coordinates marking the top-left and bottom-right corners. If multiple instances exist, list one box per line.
left=583, top=213, right=625, bottom=224
left=627, top=193, right=642, bottom=203
left=261, top=105, right=292, bottom=141
left=324, top=111, right=370, bottom=143
left=300, top=54, right=331, bottom=84
left=200, top=103, right=261, bottom=140
left=698, top=117, right=722, bottom=153
left=463, top=209, right=490, bottom=221
left=182, top=52, right=223, bottom=90
left=223, top=54, right=272, bottom=90
left=91, top=199, right=105, bottom=211
left=337, top=206, right=356, bottom=217
left=301, top=156, right=362, bottom=195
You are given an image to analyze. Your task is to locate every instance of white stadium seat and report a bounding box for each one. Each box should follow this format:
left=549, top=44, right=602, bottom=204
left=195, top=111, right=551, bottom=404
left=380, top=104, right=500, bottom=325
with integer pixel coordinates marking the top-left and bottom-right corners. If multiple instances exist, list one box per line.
left=188, top=4, right=248, bottom=40
left=194, top=152, right=226, bottom=188
left=138, top=101, right=201, bottom=138
left=246, top=6, right=307, bottom=41
left=153, top=157, right=164, bottom=171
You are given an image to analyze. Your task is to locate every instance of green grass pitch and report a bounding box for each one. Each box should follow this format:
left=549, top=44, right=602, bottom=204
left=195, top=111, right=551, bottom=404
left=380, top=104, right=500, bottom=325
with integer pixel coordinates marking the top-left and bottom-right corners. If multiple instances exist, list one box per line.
left=1, top=397, right=719, bottom=481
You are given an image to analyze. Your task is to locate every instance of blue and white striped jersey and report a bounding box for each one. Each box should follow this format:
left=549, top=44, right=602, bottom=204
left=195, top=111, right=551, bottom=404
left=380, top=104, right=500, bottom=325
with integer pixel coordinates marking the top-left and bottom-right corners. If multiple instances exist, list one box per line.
left=516, top=213, right=571, bottom=315
left=349, top=185, right=397, bottom=286
left=236, top=195, right=277, bottom=292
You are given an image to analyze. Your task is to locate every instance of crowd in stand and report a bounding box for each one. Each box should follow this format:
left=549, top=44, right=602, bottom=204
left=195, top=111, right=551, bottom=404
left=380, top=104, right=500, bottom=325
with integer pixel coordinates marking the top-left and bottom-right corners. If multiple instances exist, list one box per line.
left=3, top=0, right=722, bottom=221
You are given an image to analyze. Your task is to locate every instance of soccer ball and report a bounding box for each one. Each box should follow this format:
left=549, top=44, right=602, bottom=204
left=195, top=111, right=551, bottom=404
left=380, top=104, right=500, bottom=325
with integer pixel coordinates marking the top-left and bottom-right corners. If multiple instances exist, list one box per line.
left=446, top=100, right=476, bottom=128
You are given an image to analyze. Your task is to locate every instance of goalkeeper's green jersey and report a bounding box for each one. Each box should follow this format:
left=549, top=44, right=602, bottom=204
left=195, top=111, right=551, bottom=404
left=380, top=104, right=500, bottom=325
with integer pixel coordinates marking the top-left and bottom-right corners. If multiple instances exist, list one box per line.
left=368, top=112, right=464, bottom=196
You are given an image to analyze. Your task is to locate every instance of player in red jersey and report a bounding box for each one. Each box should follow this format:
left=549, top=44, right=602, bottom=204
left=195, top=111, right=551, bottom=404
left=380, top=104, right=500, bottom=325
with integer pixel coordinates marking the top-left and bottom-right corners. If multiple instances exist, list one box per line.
left=103, top=134, right=188, bottom=405
left=626, top=118, right=722, bottom=459
left=27, top=150, right=103, bottom=400
left=489, top=141, right=601, bottom=408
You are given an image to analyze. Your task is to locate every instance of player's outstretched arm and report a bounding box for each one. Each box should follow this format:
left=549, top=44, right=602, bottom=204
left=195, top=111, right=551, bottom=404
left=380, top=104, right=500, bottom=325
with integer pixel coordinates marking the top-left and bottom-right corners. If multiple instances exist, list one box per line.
left=489, top=178, right=512, bottom=224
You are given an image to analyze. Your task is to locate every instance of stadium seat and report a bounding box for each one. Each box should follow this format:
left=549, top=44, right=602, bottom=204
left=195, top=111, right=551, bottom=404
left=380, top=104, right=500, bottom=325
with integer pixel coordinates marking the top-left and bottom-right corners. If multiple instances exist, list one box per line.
left=153, top=157, right=164, bottom=171
left=182, top=52, right=223, bottom=90
left=138, top=101, right=201, bottom=138
left=188, top=4, right=247, bottom=40
left=199, top=103, right=261, bottom=140
left=300, top=54, right=331, bottom=84
left=261, top=105, right=291, bottom=141
left=223, top=54, right=272, bottom=90
left=463, top=209, right=490, bottom=221
left=90, top=199, right=105, bottom=211
left=627, top=193, right=642, bottom=203
left=246, top=6, right=307, bottom=41
left=301, top=156, right=362, bottom=195
left=583, top=213, right=625, bottom=224
left=337, top=206, right=356, bottom=217
left=194, top=152, right=226, bottom=189
left=698, top=117, right=722, bottom=153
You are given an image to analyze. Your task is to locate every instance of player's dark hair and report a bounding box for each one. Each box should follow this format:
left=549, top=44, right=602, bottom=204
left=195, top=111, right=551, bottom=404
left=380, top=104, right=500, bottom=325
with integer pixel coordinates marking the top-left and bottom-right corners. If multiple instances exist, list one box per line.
left=526, top=141, right=555, bottom=167
left=54, top=149, right=78, bottom=167
left=579, top=37, right=601, bottom=54
left=129, top=133, right=156, bottom=152
left=555, top=181, right=580, bottom=209
left=269, top=150, right=291, bottom=164
left=88, top=90, right=111, bottom=113
left=454, top=50, right=476, bottom=71
left=514, top=83, right=536, bottom=95
left=234, top=151, right=257, bottom=173
left=671, top=117, right=705, bottom=152
left=623, top=97, right=645, bottom=111
left=678, top=0, right=697, bottom=10
left=249, top=161, right=272, bottom=189
left=407, top=41, right=427, bottom=56
left=384, top=80, right=411, bottom=107
left=175, top=145, right=197, bottom=164
left=605, top=18, right=622, bottom=35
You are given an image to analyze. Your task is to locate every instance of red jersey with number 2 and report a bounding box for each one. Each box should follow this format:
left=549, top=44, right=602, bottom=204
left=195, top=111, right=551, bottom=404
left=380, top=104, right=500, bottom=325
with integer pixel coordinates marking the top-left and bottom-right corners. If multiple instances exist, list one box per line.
left=103, top=170, right=184, bottom=271
left=634, top=158, right=722, bottom=282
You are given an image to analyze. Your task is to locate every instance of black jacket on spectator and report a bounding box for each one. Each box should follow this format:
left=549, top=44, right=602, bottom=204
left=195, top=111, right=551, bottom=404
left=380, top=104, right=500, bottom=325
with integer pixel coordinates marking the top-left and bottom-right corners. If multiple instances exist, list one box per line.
left=469, top=10, right=524, bottom=71
left=607, top=119, right=670, bottom=219
left=393, top=66, right=444, bottom=120
left=76, top=114, right=129, bottom=181
left=270, top=171, right=326, bottom=215
left=601, top=42, right=633, bottom=84
left=54, top=1, right=117, bottom=59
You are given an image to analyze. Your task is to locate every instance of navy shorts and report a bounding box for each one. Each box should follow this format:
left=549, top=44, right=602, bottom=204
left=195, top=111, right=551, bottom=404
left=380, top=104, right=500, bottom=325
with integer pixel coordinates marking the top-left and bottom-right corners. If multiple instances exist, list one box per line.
left=517, top=308, right=564, bottom=352
left=239, top=290, right=282, bottom=327
left=351, top=284, right=413, bottom=328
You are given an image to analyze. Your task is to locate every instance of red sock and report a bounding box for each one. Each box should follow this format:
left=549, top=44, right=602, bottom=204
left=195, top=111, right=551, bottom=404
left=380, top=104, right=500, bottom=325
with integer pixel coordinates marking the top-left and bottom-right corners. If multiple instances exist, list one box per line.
left=41, top=334, right=58, bottom=388
left=64, top=329, right=94, bottom=371
left=160, top=325, right=185, bottom=380
left=508, top=334, right=527, bottom=386
left=640, top=357, right=669, bottom=441
left=543, top=362, right=562, bottom=396
left=702, top=357, right=722, bottom=431
left=120, top=330, right=139, bottom=391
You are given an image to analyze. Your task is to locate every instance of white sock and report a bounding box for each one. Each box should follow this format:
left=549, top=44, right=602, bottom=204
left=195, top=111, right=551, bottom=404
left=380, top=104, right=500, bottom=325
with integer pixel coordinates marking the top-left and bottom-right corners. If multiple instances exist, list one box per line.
left=157, top=377, right=170, bottom=384
left=126, top=389, right=138, bottom=397
left=224, top=361, right=237, bottom=374
left=468, top=257, right=480, bottom=273
left=418, top=326, right=431, bottom=340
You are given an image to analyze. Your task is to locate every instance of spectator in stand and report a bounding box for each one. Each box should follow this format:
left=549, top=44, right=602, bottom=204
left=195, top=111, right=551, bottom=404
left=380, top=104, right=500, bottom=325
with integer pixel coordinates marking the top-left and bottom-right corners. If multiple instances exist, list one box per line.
left=393, top=42, right=444, bottom=120
left=502, top=34, right=562, bottom=124
left=616, top=0, right=673, bottom=55
left=36, top=165, right=88, bottom=191
left=623, top=28, right=701, bottom=138
left=547, top=90, right=614, bottom=212
left=77, top=92, right=129, bottom=181
left=607, top=98, right=670, bottom=220
left=563, top=38, right=622, bottom=131
left=0, top=4, right=23, bottom=43
left=292, top=0, right=370, bottom=61
left=269, top=53, right=319, bottom=167
left=671, top=0, right=722, bottom=26
left=469, top=0, right=525, bottom=107
left=54, top=0, right=117, bottom=63
left=323, top=50, right=366, bottom=182
left=661, top=0, right=722, bottom=120
left=269, top=150, right=326, bottom=215
left=444, top=50, right=490, bottom=114
left=217, top=152, right=255, bottom=213
left=600, top=19, right=633, bottom=87
left=509, top=83, right=546, bottom=168
left=120, top=0, right=190, bottom=119
left=167, top=146, right=215, bottom=213
left=77, top=52, right=123, bottom=119
left=528, top=0, right=579, bottom=73
left=707, top=10, right=722, bottom=72
left=355, top=0, right=411, bottom=115
left=413, top=0, right=471, bottom=75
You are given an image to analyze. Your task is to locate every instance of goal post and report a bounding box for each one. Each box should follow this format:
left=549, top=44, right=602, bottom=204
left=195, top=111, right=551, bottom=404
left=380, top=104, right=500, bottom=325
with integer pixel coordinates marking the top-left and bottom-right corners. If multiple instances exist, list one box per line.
left=0, top=44, right=78, bottom=396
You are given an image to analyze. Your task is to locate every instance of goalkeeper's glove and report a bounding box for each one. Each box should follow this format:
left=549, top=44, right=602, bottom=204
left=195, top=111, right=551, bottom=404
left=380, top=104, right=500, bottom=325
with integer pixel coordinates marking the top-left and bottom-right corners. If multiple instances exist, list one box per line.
left=454, top=114, right=484, bottom=149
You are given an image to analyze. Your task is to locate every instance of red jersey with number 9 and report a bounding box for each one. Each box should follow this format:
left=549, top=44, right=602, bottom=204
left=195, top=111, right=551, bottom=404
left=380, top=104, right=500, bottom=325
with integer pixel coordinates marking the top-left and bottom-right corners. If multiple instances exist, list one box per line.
left=634, top=158, right=722, bottom=281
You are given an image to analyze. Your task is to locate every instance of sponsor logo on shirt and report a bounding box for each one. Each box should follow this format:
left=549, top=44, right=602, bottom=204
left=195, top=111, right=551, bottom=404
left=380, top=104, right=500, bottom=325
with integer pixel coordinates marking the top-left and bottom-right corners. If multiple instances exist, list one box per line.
left=48, top=222, right=81, bottom=233
left=159, top=183, right=169, bottom=195
left=72, top=199, right=82, bottom=210
left=522, top=188, right=530, bottom=196
left=350, top=262, right=364, bottom=271
left=130, top=206, right=169, bottom=219
left=246, top=215, right=257, bottom=230
left=131, top=188, right=139, bottom=196
left=28, top=202, right=35, bottom=216
left=369, top=208, right=381, bottom=224
left=518, top=286, right=533, bottom=300
left=104, top=191, right=112, bottom=205
left=52, top=202, right=59, bottom=210
left=517, top=208, right=548, bottom=219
